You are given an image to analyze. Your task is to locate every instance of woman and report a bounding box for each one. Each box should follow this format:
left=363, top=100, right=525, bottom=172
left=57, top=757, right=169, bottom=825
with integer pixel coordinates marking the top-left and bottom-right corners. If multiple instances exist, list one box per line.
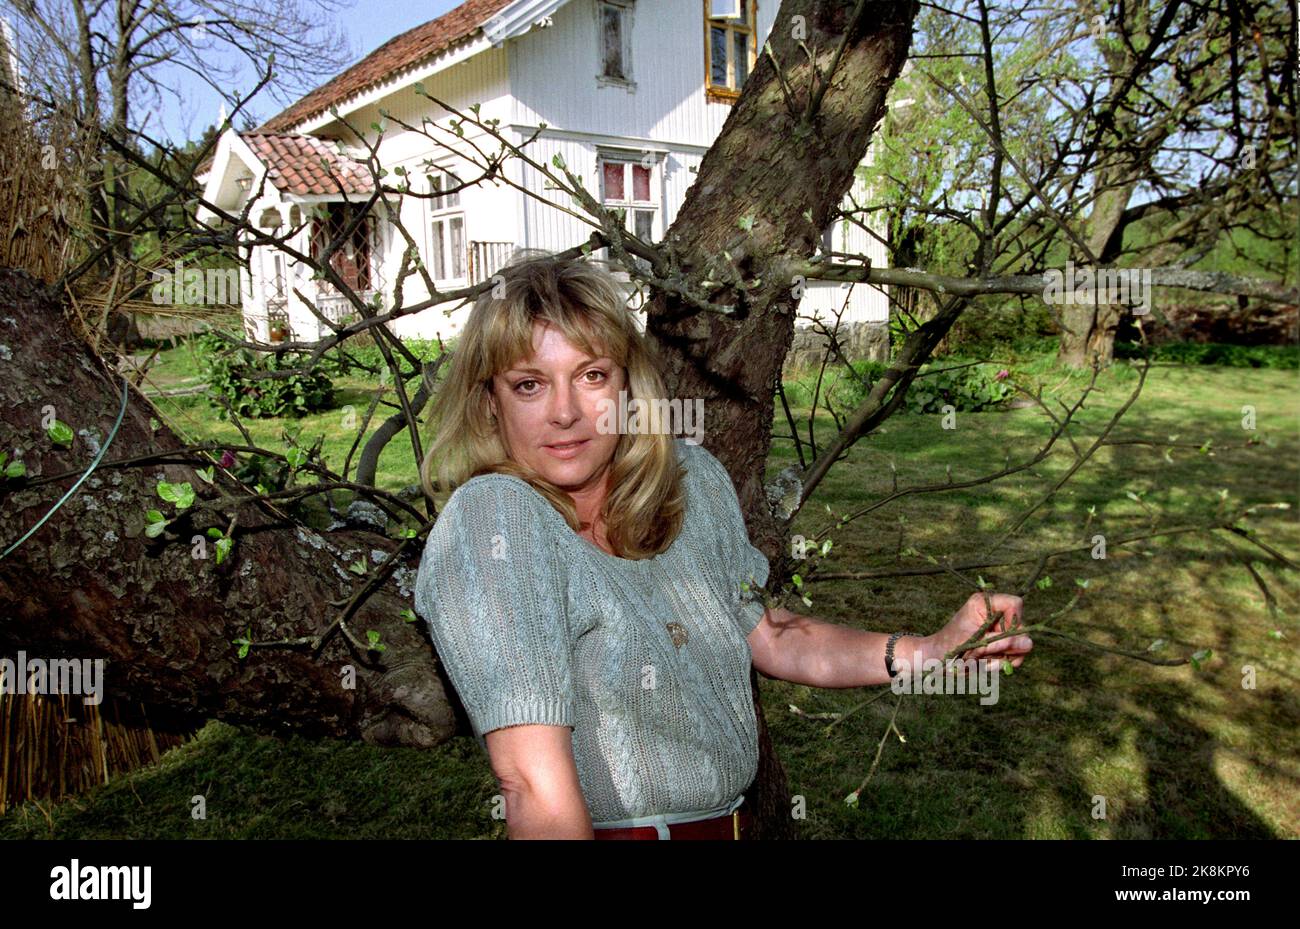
left=413, top=251, right=1033, bottom=840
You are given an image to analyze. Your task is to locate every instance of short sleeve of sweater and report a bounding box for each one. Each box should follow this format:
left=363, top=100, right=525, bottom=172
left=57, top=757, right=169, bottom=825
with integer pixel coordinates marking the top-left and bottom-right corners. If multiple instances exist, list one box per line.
left=689, top=443, right=771, bottom=636
left=413, top=477, right=575, bottom=739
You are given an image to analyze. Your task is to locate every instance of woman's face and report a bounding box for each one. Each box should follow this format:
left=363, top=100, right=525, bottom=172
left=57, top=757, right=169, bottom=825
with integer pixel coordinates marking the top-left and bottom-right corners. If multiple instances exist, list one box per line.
left=487, top=322, right=625, bottom=497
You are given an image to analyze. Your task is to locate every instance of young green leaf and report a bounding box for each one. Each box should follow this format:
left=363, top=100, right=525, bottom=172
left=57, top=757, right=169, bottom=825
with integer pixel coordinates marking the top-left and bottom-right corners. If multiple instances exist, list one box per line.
left=157, top=481, right=196, bottom=510
left=47, top=420, right=74, bottom=447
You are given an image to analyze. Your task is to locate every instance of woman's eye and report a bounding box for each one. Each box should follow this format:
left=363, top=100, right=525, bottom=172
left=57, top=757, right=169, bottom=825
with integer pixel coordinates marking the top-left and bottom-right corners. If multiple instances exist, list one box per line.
left=585, top=369, right=608, bottom=383
left=514, top=379, right=538, bottom=395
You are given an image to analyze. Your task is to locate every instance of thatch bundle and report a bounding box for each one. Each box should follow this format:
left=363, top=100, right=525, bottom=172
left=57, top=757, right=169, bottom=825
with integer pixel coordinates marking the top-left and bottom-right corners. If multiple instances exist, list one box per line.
left=0, top=80, right=87, bottom=284
left=0, top=693, right=192, bottom=815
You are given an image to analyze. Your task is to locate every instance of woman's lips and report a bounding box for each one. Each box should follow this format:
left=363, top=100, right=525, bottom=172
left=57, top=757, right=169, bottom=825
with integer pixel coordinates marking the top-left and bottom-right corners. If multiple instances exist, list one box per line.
left=543, top=438, right=588, bottom=459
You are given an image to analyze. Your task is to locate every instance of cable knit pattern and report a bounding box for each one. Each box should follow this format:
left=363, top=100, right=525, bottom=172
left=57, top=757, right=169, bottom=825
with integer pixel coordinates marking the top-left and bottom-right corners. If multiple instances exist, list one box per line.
left=413, top=438, right=771, bottom=823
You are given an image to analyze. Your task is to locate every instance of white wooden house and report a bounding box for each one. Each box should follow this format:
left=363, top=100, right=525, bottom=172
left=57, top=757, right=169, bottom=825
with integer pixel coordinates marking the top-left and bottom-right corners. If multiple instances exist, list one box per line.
left=197, top=0, right=890, bottom=346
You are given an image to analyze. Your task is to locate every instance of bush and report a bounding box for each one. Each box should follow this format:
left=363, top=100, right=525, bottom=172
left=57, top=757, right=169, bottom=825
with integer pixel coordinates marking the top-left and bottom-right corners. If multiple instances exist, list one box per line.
left=319, top=336, right=449, bottom=379
left=194, top=330, right=335, bottom=419
left=830, top=357, right=1017, bottom=415
left=1114, top=341, right=1299, bottom=368
left=945, top=299, right=1058, bottom=356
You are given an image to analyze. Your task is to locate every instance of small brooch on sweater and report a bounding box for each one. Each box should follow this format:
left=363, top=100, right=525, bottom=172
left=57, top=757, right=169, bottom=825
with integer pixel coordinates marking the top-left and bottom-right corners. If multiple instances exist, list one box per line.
left=665, top=622, right=688, bottom=649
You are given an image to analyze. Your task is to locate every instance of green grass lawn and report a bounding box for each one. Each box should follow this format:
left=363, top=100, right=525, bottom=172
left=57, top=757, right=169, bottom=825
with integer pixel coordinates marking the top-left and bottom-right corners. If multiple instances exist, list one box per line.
left=3, top=348, right=1296, bottom=839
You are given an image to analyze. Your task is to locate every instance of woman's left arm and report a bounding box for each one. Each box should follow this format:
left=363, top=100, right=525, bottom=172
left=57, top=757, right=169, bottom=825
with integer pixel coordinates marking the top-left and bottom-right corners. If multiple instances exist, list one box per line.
left=746, top=593, right=1033, bottom=688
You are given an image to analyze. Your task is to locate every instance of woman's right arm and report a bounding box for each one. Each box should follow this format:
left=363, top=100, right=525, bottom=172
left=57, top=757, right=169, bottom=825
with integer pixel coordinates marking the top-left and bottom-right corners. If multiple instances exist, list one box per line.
left=485, top=724, right=595, bottom=839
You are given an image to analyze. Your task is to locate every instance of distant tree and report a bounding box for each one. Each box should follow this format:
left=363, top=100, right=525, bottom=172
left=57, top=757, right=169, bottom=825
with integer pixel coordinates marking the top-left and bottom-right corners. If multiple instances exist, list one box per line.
left=864, top=0, right=1297, bottom=367
left=4, top=0, right=356, bottom=343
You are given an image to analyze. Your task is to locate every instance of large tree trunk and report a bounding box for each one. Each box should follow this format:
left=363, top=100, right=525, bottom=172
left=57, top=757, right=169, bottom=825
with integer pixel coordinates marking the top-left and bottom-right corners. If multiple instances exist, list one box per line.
left=0, top=269, right=455, bottom=749
left=1057, top=0, right=1154, bottom=369
left=649, top=0, right=920, bottom=838
left=1056, top=173, right=1136, bottom=369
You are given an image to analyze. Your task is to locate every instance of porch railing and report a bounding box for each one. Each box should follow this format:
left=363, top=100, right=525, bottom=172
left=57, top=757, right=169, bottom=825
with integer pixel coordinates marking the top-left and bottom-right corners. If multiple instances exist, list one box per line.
left=469, top=240, right=516, bottom=284
left=312, top=287, right=376, bottom=325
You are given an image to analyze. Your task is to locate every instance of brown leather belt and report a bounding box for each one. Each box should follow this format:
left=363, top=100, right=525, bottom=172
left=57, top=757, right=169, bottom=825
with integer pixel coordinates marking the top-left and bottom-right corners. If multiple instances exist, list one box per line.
left=593, top=802, right=752, bottom=840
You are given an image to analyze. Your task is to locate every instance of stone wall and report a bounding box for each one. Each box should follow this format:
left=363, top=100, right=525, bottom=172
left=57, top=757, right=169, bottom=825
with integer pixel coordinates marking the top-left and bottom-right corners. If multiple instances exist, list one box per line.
left=783, top=321, right=890, bottom=376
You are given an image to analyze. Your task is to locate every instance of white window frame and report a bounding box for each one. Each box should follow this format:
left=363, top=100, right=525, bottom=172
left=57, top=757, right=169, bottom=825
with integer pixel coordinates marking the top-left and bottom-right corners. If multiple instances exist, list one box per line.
left=427, top=168, right=467, bottom=284
left=596, top=0, right=635, bottom=89
left=598, top=154, right=660, bottom=274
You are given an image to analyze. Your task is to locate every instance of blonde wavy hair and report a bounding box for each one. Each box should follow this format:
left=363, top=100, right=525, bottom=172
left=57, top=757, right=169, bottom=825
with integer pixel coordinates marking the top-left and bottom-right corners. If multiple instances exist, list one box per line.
left=418, top=249, right=686, bottom=559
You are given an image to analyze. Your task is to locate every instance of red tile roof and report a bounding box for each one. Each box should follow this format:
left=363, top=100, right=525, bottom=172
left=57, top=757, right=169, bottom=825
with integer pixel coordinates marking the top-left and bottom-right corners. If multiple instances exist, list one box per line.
left=240, top=132, right=374, bottom=196
left=258, top=0, right=516, bottom=133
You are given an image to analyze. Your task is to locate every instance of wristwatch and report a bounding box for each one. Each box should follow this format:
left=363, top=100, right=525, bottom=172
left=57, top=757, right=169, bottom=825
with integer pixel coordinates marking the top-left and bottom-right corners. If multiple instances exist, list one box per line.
left=885, top=631, right=923, bottom=678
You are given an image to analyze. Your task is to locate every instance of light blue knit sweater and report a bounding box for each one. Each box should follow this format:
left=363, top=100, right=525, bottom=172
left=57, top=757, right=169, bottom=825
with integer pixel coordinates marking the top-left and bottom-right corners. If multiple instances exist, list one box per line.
left=413, top=438, right=770, bottom=824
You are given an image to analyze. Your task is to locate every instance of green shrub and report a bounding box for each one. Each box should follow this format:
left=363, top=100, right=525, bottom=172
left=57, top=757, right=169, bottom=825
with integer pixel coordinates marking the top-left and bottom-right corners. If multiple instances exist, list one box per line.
left=194, top=330, right=335, bottom=419
left=1114, top=341, right=1299, bottom=368
left=830, top=357, right=1016, bottom=415
left=945, top=299, right=1058, bottom=356
left=319, top=336, right=450, bottom=379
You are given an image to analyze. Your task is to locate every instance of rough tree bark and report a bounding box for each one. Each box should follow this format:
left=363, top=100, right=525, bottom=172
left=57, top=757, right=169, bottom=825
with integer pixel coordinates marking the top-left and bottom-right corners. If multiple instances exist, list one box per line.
left=0, top=269, right=456, bottom=749
left=1056, top=164, right=1136, bottom=368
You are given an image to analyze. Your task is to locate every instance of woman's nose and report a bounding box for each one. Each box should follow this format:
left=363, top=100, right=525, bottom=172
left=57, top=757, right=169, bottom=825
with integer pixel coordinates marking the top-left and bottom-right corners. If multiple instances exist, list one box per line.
left=548, top=380, right=580, bottom=425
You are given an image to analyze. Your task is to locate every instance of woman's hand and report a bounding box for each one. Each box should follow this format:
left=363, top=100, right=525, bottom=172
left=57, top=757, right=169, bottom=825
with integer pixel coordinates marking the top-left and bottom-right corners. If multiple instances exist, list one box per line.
left=934, top=592, right=1033, bottom=669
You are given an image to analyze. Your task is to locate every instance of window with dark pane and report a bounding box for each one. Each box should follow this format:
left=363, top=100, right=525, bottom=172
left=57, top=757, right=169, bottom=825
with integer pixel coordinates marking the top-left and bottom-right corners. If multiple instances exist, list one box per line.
left=310, top=202, right=372, bottom=291
left=602, top=4, right=625, bottom=79
left=706, top=0, right=755, bottom=93
left=710, top=26, right=728, bottom=86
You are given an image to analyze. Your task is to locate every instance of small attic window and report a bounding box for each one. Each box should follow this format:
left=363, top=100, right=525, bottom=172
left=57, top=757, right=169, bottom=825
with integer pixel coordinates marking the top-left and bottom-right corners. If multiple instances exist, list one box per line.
left=598, top=1, right=633, bottom=85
